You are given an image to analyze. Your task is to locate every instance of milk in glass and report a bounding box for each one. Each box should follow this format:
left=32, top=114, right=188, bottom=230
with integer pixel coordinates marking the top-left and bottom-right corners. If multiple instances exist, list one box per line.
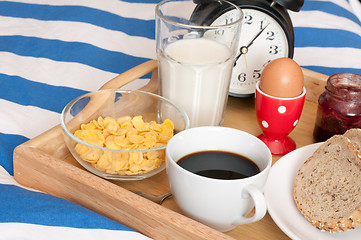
left=159, top=38, right=233, bottom=127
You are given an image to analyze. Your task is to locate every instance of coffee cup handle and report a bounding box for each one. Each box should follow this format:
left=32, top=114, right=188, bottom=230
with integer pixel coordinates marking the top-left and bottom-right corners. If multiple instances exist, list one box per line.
left=233, top=184, right=267, bottom=225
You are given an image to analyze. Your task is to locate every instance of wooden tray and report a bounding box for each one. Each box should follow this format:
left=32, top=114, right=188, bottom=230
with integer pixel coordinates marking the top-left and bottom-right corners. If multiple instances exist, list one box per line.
left=13, top=60, right=329, bottom=240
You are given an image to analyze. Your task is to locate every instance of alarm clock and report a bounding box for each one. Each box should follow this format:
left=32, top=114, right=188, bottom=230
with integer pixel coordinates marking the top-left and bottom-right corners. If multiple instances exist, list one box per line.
left=191, top=0, right=304, bottom=97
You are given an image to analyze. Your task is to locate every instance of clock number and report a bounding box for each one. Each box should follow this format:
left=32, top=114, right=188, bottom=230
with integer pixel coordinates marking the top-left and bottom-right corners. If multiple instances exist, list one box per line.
left=269, top=45, right=279, bottom=55
left=253, top=70, right=261, bottom=79
left=260, top=20, right=265, bottom=30
left=215, top=29, right=225, bottom=36
left=238, top=73, right=246, bottom=82
left=244, top=15, right=252, bottom=25
left=266, top=31, right=275, bottom=41
left=215, top=18, right=234, bottom=36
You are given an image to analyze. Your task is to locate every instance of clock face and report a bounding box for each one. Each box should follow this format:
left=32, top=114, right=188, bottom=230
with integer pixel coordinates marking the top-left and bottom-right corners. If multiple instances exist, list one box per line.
left=211, top=8, right=290, bottom=96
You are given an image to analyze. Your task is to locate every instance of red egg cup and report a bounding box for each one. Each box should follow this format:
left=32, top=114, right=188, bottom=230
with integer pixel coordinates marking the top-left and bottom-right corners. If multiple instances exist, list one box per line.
left=255, top=82, right=306, bottom=156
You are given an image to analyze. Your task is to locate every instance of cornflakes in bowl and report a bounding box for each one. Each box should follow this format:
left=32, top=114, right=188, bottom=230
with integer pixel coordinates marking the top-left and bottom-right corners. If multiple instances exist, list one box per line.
left=61, top=90, right=189, bottom=181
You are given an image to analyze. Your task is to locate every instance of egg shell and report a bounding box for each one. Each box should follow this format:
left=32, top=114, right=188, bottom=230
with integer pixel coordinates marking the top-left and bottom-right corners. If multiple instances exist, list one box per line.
left=260, top=58, right=304, bottom=98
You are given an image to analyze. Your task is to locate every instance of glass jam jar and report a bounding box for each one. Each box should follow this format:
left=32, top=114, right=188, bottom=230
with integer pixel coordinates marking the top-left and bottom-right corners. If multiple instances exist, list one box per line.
left=313, top=73, right=361, bottom=142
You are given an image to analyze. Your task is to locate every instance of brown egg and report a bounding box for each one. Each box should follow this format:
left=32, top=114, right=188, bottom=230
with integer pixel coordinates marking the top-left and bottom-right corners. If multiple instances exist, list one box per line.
left=260, top=58, right=304, bottom=98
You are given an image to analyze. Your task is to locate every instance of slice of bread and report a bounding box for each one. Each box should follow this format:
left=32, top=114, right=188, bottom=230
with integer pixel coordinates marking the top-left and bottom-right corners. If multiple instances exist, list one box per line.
left=293, top=131, right=361, bottom=233
left=344, top=128, right=361, bottom=154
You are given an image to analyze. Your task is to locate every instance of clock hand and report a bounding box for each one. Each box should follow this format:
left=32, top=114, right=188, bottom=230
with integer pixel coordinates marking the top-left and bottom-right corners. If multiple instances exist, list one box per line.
left=244, top=53, right=248, bottom=68
left=234, top=23, right=270, bottom=65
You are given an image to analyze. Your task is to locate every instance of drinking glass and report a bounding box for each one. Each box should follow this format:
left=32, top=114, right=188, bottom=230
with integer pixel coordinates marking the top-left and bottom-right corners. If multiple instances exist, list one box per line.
left=156, top=0, right=243, bottom=127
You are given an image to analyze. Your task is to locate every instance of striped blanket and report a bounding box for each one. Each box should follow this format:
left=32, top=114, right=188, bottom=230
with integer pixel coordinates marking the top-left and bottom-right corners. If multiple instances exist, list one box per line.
left=0, top=0, right=360, bottom=239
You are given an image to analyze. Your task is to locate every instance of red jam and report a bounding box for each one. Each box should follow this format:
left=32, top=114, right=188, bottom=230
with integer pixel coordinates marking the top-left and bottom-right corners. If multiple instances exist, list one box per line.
left=313, top=73, right=361, bottom=142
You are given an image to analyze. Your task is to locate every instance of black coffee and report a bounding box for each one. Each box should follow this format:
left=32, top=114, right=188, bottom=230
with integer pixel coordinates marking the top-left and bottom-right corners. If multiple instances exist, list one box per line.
left=177, top=151, right=260, bottom=180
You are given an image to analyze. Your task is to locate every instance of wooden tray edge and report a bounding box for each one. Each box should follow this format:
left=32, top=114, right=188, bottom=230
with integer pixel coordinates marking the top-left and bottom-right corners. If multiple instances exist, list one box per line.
left=13, top=144, right=234, bottom=240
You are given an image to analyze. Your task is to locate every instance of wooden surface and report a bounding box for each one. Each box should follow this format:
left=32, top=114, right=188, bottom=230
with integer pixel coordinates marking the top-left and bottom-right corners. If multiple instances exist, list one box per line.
left=13, top=60, right=328, bottom=240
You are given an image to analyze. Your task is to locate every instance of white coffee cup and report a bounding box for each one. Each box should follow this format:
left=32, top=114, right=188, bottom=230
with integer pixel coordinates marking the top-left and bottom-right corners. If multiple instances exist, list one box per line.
left=166, top=126, right=272, bottom=232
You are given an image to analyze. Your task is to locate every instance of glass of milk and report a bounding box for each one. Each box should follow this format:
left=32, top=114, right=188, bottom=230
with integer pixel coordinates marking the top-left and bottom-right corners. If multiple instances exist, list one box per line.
left=156, top=0, right=243, bottom=128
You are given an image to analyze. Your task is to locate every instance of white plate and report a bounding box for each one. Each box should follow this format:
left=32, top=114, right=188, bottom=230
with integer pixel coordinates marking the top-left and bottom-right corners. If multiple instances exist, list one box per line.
left=265, top=143, right=361, bottom=240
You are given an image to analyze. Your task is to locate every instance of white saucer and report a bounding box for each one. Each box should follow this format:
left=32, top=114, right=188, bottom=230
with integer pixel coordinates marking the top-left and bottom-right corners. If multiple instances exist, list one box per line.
left=265, top=143, right=361, bottom=240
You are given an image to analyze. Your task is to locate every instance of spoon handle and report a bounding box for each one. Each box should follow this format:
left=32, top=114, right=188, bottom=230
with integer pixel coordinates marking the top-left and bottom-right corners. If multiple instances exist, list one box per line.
left=132, top=191, right=172, bottom=205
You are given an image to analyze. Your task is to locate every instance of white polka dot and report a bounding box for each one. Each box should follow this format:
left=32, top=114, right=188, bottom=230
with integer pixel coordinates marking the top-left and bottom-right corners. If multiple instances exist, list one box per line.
left=278, top=106, right=286, bottom=114
left=293, top=120, right=299, bottom=126
left=262, top=120, right=269, bottom=128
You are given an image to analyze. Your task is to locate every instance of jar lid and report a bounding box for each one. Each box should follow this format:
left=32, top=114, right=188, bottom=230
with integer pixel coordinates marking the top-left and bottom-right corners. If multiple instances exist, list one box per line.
left=326, top=73, right=361, bottom=100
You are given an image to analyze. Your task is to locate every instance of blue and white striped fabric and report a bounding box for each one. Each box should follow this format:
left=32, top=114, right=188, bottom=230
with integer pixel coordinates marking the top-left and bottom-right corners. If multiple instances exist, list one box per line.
left=290, top=0, right=361, bottom=75
left=0, top=0, right=360, bottom=239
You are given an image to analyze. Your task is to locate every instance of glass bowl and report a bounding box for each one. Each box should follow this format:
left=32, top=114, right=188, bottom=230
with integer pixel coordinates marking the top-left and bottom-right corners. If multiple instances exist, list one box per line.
left=61, top=90, right=189, bottom=181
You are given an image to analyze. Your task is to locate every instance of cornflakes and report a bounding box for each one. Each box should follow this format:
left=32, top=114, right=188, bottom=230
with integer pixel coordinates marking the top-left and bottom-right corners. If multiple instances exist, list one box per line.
left=73, top=115, right=174, bottom=176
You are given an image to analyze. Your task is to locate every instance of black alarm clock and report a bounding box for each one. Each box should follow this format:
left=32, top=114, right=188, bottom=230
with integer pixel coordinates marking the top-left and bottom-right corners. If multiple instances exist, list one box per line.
left=191, top=0, right=304, bottom=97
